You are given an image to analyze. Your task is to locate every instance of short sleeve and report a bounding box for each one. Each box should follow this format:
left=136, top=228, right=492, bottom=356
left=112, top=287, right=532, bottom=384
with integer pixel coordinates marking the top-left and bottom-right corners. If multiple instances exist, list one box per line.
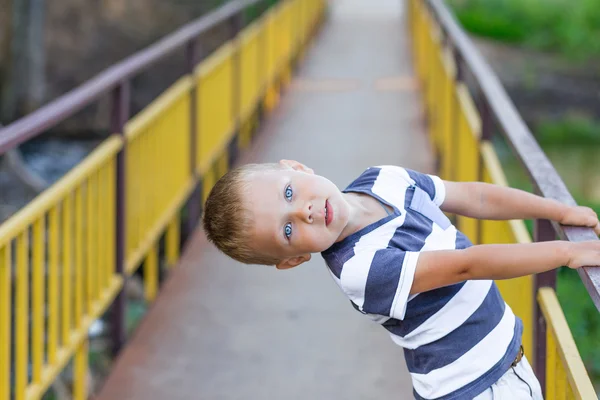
left=405, top=168, right=446, bottom=206
left=372, top=165, right=446, bottom=207
left=340, top=248, right=421, bottom=321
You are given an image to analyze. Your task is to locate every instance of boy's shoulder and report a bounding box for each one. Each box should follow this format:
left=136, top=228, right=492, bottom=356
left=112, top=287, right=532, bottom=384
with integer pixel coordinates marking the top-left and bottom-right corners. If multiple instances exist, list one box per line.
left=346, top=164, right=442, bottom=191
left=345, top=165, right=445, bottom=208
left=344, top=165, right=413, bottom=191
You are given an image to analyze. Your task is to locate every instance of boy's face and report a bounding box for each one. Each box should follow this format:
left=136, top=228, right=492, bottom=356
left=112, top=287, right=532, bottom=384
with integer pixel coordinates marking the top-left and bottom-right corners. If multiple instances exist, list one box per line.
left=245, top=160, right=350, bottom=269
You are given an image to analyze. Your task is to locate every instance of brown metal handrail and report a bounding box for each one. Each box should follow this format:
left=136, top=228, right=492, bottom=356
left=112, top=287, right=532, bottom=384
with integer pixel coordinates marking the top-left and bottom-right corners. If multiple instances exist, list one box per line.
left=425, top=0, right=600, bottom=309
left=0, top=0, right=258, bottom=154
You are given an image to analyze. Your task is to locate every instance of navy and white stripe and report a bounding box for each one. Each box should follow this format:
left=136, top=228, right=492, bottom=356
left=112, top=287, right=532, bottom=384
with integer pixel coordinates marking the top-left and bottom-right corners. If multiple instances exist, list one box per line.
left=321, top=166, right=522, bottom=400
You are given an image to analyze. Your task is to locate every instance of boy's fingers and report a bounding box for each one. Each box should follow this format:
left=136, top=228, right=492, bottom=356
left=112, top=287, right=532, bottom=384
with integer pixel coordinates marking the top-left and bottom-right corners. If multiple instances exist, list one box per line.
left=594, top=222, right=600, bottom=236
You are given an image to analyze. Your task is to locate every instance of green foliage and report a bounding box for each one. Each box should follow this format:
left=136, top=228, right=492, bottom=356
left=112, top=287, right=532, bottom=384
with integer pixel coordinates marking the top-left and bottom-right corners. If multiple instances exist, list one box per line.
left=127, top=300, right=149, bottom=334
left=446, top=0, right=600, bottom=61
left=535, top=114, right=600, bottom=146
left=245, top=0, right=281, bottom=23
left=447, top=2, right=528, bottom=43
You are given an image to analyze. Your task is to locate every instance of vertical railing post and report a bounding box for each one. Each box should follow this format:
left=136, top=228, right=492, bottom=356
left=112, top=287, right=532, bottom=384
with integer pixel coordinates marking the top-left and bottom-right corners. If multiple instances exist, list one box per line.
left=433, top=22, right=447, bottom=178
left=185, top=38, right=201, bottom=238
left=533, top=216, right=556, bottom=397
left=294, top=0, right=301, bottom=68
left=452, top=46, right=463, bottom=181
left=448, top=47, right=462, bottom=226
left=476, top=97, right=491, bottom=244
left=258, top=0, right=270, bottom=124
left=478, top=96, right=492, bottom=142
left=228, top=11, right=244, bottom=167
left=111, top=81, right=130, bottom=356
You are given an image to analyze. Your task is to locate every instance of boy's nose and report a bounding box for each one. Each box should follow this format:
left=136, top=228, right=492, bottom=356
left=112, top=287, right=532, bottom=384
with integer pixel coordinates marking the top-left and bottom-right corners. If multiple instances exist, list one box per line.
left=295, top=202, right=313, bottom=223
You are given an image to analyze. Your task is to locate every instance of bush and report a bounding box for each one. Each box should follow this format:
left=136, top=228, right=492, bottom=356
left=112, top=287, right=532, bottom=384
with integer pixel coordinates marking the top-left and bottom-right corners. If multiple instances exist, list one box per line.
left=535, top=114, right=600, bottom=146
left=447, top=0, right=600, bottom=61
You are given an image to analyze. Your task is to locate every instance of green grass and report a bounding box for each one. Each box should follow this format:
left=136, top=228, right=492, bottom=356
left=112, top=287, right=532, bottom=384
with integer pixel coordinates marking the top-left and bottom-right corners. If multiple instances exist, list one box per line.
left=446, top=0, right=600, bottom=61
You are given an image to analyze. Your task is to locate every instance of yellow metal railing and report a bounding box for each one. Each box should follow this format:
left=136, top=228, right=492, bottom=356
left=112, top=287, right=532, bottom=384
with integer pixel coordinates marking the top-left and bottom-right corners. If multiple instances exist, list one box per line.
left=125, top=76, right=193, bottom=300
left=197, top=0, right=326, bottom=198
left=539, top=288, right=597, bottom=399
left=196, top=41, right=236, bottom=181
left=0, top=0, right=326, bottom=399
left=0, top=137, right=123, bottom=400
left=408, top=0, right=597, bottom=398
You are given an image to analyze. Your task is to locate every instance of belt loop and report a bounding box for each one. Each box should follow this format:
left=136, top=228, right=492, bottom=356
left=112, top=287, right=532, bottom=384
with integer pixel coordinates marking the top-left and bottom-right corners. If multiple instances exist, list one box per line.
left=511, top=345, right=524, bottom=367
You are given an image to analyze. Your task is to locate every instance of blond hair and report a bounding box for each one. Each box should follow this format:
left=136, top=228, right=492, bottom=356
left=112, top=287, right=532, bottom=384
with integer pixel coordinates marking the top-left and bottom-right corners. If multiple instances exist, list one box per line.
left=202, top=163, right=282, bottom=266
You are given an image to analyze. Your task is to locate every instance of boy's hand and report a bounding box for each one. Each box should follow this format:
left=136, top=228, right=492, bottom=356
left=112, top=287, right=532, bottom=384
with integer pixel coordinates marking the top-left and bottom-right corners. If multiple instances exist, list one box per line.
left=566, top=240, right=600, bottom=269
left=560, top=206, right=600, bottom=235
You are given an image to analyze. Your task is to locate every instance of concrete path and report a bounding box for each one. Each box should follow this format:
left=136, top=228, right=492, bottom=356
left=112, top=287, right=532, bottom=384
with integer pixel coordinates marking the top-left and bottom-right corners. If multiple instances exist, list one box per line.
left=98, top=0, right=436, bottom=398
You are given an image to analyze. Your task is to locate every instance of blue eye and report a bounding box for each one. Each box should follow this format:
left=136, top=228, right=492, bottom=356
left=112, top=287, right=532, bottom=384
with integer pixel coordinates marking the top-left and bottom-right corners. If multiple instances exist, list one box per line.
left=284, top=223, right=292, bottom=239
left=285, top=185, right=293, bottom=201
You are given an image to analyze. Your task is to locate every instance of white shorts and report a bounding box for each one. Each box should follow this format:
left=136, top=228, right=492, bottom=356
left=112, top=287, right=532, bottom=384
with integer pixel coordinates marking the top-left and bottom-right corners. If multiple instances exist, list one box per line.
left=474, top=355, right=544, bottom=399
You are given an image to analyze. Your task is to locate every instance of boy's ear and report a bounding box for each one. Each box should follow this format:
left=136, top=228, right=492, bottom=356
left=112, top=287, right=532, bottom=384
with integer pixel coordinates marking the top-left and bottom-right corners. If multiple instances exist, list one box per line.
left=279, top=159, right=314, bottom=175
left=276, top=253, right=311, bottom=270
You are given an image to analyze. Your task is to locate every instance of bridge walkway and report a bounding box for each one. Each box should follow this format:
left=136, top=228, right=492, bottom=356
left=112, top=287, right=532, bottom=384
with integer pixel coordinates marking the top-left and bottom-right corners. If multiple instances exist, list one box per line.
left=98, top=1, right=433, bottom=398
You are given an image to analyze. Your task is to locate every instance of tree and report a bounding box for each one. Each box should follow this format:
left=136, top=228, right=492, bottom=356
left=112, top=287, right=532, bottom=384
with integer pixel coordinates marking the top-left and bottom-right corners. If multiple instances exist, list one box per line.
left=0, top=0, right=48, bottom=193
left=27, top=0, right=46, bottom=112
left=1, top=0, right=46, bottom=121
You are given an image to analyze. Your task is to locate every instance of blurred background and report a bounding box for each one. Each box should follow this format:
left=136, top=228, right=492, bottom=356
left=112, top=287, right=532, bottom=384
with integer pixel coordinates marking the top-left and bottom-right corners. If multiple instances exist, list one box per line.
left=1, top=0, right=599, bottom=396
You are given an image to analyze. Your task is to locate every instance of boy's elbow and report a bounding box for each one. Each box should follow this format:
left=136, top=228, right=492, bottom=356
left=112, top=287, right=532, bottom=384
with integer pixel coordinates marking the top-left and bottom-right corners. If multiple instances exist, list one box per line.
left=441, top=181, right=486, bottom=218
left=455, top=248, right=475, bottom=281
left=458, top=265, right=474, bottom=281
left=412, top=248, right=475, bottom=293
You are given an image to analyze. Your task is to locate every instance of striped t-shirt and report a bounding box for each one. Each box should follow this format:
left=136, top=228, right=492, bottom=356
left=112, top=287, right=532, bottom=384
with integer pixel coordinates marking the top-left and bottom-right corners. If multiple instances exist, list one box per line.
left=321, top=166, right=523, bottom=400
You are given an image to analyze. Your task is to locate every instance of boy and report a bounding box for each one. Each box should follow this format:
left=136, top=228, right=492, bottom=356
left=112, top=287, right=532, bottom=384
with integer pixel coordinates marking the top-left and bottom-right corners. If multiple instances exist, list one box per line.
left=202, top=159, right=600, bottom=399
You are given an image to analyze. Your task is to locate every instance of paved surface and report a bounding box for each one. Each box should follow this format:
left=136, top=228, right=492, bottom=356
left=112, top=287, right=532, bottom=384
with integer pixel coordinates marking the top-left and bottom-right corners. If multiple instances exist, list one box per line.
left=97, top=0, right=436, bottom=398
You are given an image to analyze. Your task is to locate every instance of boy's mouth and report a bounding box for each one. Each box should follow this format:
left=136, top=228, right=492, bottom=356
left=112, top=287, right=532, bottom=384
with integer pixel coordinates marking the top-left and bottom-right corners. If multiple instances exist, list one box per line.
left=325, top=200, right=333, bottom=226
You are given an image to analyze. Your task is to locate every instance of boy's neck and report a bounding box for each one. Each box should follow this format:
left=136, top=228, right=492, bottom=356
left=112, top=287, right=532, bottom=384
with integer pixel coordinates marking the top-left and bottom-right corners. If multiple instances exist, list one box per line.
left=336, top=192, right=393, bottom=243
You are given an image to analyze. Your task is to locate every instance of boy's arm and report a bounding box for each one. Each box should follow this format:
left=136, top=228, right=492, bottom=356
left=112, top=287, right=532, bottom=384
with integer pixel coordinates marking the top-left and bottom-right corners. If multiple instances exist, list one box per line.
left=410, top=240, right=600, bottom=294
left=441, top=180, right=600, bottom=234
